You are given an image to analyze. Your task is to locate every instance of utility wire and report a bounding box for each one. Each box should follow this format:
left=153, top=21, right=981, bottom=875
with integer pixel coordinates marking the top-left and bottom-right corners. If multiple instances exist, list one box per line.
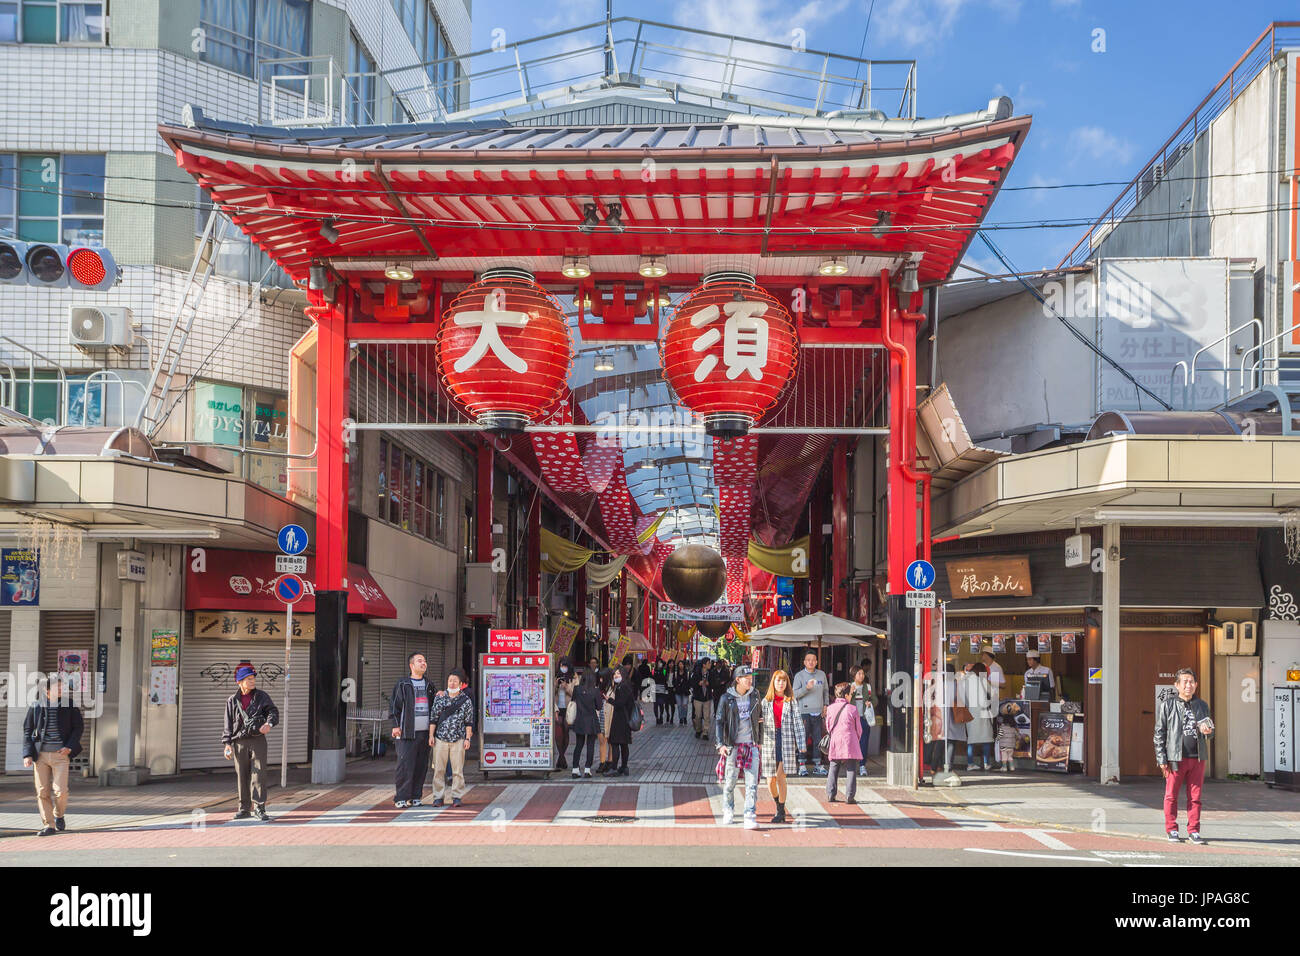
left=976, top=231, right=1171, bottom=411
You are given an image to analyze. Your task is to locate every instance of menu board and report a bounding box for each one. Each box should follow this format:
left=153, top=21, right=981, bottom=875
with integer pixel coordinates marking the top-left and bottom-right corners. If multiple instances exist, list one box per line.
left=1014, top=633, right=1029, bottom=654
left=991, top=634, right=1006, bottom=654
left=1035, top=711, right=1071, bottom=772
left=1060, top=632, right=1077, bottom=654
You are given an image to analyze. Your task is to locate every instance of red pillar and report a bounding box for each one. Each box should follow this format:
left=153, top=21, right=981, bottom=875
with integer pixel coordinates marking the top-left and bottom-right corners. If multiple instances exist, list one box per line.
left=307, top=288, right=350, bottom=783
left=808, top=490, right=824, bottom=613
left=476, top=443, right=494, bottom=562
left=527, top=490, right=541, bottom=628
left=832, top=439, right=850, bottom=619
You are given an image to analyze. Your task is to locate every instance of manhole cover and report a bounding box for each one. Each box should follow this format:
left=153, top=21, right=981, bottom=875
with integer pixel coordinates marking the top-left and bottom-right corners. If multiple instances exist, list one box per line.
left=582, top=815, right=636, bottom=824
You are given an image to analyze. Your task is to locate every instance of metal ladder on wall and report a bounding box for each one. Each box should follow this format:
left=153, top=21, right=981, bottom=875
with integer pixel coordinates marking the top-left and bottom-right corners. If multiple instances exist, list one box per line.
left=132, top=210, right=228, bottom=436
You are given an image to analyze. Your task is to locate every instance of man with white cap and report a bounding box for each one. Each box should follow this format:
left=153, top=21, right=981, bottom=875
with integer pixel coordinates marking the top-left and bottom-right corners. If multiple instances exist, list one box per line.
left=1022, top=650, right=1058, bottom=701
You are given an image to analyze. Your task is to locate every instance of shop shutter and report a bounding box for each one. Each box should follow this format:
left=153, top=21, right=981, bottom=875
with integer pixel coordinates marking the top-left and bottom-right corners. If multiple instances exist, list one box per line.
left=39, top=611, right=97, bottom=777
left=359, top=626, right=384, bottom=712
left=178, top=620, right=310, bottom=769
left=360, top=628, right=451, bottom=712
left=0, top=612, right=9, bottom=770
left=379, top=630, right=409, bottom=713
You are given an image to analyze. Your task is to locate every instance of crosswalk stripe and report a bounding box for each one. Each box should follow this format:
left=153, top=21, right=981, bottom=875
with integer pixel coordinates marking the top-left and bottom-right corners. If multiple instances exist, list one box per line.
left=854, top=787, right=921, bottom=829
left=634, top=784, right=676, bottom=827
left=553, top=782, right=607, bottom=826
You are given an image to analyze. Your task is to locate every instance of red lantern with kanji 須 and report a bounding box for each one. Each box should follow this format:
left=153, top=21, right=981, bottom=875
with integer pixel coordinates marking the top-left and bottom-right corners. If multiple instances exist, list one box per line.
left=660, top=274, right=798, bottom=437
left=437, top=268, right=572, bottom=433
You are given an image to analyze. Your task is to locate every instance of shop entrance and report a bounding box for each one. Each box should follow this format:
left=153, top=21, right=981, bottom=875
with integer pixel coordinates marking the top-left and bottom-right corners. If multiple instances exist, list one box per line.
left=1119, top=630, right=1201, bottom=776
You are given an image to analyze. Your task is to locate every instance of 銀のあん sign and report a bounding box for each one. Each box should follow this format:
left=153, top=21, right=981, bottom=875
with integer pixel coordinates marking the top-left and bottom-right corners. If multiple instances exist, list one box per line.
left=944, top=556, right=1033, bottom=598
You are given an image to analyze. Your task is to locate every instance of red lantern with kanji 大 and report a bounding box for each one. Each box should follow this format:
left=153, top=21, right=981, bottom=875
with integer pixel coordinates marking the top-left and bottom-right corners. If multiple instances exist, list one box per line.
left=437, top=268, right=572, bottom=433
left=659, top=273, right=798, bottom=437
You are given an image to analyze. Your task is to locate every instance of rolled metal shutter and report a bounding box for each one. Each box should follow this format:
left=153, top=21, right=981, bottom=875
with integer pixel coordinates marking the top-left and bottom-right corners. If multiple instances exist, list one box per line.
left=360, top=626, right=384, bottom=712
left=361, top=628, right=451, bottom=710
left=39, top=611, right=97, bottom=776
left=0, top=612, right=9, bottom=770
left=179, top=620, right=310, bottom=769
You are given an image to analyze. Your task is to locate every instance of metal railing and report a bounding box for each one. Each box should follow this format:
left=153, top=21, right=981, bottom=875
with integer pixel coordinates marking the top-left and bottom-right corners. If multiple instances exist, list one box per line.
left=1168, top=318, right=1262, bottom=408
left=0, top=338, right=148, bottom=427
left=260, top=17, right=917, bottom=127
left=1059, top=21, right=1300, bottom=268
left=1240, top=318, right=1300, bottom=389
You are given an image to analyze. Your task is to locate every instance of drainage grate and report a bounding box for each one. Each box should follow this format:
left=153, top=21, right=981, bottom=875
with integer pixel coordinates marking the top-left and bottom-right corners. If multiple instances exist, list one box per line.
left=582, top=815, right=637, bottom=824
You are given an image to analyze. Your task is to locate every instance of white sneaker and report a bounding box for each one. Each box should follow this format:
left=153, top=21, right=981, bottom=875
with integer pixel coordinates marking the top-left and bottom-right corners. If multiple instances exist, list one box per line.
left=583, top=768, right=592, bottom=778
left=572, top=767, right=581, bottom=778
left=721, top=810, right=734, bottom=826
left=743, top=816, right=758, bottom=830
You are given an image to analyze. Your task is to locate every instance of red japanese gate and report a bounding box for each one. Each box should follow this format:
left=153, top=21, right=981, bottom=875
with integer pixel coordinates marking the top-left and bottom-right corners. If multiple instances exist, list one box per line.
left=160, top=99, right=1029, bottom=783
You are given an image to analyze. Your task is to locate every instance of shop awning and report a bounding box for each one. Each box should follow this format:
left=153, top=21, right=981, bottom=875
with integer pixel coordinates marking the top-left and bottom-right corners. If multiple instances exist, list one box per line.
left=186, top=549, right=397, bottom=618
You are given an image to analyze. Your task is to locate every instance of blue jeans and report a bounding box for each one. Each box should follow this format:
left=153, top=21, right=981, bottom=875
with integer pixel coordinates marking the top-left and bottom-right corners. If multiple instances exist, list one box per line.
left=859, top=716, right=871, bottom=763
left=722, top=746, right=759, bottom=820
left=967, top=742, right=993, bottom=768
left=676, top=693, right=690, bottom=722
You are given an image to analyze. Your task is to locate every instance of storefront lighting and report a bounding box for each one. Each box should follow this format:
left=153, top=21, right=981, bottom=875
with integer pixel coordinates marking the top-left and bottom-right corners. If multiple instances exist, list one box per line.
left=653, top=485, right=667, bottom=499
left=639, top=255, right=667, bottom=278
left=319, top=218, right=340, bottom=244
left=562, top=256, right=591, bottom=279
left=639, top=460, right=656, bottom=470
left=579, top=203, right=600, bottom=235
left=818, top=257, right=849, bottom=276
left=899, top=260, right=920, bottom=294
left=593, top=351, right=615, bottom=372
left=573, top=290, right=592, bottom=309
left=384, top=263, right=414, bottom=281
left=604, top=202, right=625, bottom=234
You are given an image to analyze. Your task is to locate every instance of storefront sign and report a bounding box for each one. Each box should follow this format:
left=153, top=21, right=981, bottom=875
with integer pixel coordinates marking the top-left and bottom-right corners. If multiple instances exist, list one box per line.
left=1064, top=533, right=1090, bottom=568
left=489, top=629, right=544, bottom=654
left=1035, top=711, right=1071, bottom=772
left=0, top=548, right=39, bottom=606
left=608, top=629, right=632, bottom=667
left=479, top=653, right=553, bottom=771
left=194, top=611, right=316, bottom=641
left=945, top=556, right=1032, bottom=598
left=1001, top=699, right=1033, bottom=758
left=1274, top=687, right=1295, bottom=776
left=657, top=602, right=743, bottom=622
left=96, top=644, right=108, bottom=695
left=1088, top=667, right=1102, bottom=684
left=150, top=629, right=178, bottom=666
left=117, top=549, right=147, bottom=582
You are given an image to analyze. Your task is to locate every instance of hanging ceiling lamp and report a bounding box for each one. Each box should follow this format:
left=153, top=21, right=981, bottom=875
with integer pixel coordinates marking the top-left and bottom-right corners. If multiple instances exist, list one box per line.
left=562, top=255, right=591, bottom=279
left=639, top=255, right=668, bottom=278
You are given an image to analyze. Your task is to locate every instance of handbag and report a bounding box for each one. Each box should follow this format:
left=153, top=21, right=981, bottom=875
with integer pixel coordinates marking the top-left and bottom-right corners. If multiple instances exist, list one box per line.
left=818, top=704, right=851, bottom=756
left=565, top=700, right=577, bottom=726
left=628, top=700, right=645, bottom=733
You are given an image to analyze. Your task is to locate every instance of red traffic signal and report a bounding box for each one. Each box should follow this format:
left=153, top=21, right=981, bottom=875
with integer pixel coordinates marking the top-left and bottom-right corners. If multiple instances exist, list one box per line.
left=0, top=240, right=119, bottom=290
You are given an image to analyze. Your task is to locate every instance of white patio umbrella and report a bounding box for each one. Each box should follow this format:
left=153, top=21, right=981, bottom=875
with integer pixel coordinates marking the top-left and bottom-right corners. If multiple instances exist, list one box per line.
left=747, top=611, right=886, bottom=648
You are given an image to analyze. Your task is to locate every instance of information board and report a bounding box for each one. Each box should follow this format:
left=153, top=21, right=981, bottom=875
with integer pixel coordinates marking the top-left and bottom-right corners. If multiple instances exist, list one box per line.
left=479, top=652, right=553, bottom=771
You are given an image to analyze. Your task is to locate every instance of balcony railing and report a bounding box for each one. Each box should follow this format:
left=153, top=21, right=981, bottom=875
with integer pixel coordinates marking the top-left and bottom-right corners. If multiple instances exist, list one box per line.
left=259, top=17, right=918, bottom=127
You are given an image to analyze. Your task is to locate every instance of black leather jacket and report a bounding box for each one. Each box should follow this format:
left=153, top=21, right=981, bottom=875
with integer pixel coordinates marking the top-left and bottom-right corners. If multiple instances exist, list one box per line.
left=713, top=689, right=762, bottom=749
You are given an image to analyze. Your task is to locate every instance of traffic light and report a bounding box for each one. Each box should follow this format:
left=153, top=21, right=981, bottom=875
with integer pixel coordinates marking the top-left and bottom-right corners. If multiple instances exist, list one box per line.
left=0, top=240, right=119, bottom=290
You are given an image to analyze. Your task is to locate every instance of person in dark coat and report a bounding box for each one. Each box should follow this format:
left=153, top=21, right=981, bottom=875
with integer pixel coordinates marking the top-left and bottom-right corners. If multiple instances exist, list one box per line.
left=604, top=667, right=636, bottom=776
left=569, top=669, right=601, bottom=778
left=22, top=676, right=84, bottom=836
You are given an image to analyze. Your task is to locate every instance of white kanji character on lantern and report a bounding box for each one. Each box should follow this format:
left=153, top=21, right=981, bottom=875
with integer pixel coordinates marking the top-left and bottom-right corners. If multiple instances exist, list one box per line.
left=690, top=300, right=771, bottom=382
left=453, top=290, right=530, bottom=373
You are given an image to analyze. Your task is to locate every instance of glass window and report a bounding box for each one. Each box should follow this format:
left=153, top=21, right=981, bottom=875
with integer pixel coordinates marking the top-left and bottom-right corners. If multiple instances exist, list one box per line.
left=0, top=154, right=15, bottom=237
left=1, top=152, right=105, bottom=244
left=346, top=32, right=376, bottom=124
left=388, top=442, right=402, bottom=525
left=412, top=460, right=425, bottom=537
left=435, top=472, right=446, bottom=542
left=0, top=3, right=19, bottom=42
left=60, top=2, right=104, bottom=42
left=21, top=1, right=56, bottom=43
left=199, top=0, right=309, bottom=78
left=378, top=438, right=389, bottom=513
left=192, top=382, right=246, bottom=447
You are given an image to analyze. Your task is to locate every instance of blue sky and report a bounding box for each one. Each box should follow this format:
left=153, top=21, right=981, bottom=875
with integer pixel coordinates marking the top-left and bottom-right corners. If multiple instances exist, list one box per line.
left=464, top=0, right=1291, bottom=273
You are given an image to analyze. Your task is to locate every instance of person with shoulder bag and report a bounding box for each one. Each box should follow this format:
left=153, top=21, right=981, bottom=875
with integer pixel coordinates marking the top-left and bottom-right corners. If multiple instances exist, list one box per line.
left=604, top=667, right=635, bottom=776
left=847, top=666, right=875, bottom=774
left=823, top=683, right=864, bottom=803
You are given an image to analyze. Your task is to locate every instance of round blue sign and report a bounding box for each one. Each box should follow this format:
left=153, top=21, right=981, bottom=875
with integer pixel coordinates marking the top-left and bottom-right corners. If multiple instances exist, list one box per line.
left=276, top=574, right=305, bottom=605
left=277, top=524, right=308, bottom=556
left=904, top=559, right=936, bottom=591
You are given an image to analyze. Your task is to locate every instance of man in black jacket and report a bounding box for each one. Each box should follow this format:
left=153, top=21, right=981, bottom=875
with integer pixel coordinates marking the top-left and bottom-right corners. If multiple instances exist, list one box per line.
left=389, top=651, right=433, bottom=809
left=221, top=663, right=279, bottom=821
left=714, top=665, right=762, bottom=829
left=22, top=676, right=84, bottom=836
left=691, top=660, right=714, bottom=738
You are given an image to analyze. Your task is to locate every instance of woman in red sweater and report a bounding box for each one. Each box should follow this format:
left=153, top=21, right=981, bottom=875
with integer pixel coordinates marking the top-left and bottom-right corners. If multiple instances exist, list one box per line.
left=755, top=669, right=803, bottom=824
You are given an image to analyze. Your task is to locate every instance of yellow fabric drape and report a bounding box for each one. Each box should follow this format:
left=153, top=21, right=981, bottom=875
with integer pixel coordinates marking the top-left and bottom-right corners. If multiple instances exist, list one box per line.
left=636, top=513, right=664, bottom=544
left=747, top=535, right=811, bottom=577
left=540, top=527, right=594, bottom=574
left=585, top=554, right=628, bottom=589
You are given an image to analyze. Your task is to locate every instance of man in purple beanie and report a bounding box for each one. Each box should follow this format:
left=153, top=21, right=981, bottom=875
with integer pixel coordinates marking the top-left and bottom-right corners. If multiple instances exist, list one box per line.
left=221, top=662, right=279, bottom=821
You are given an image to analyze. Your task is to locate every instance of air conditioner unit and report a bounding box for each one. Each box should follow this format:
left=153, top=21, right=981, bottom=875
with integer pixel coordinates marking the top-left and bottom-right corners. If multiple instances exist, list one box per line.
left=69, top=306, right=134, bottom=349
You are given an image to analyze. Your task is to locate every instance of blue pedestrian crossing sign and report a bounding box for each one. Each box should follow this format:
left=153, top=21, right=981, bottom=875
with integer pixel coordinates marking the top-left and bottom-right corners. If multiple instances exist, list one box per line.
left=904, top=559, right=936, bottom=591
left=275, top=573, right=306, bottom=606
left=277, top=524, right=308, bottom=556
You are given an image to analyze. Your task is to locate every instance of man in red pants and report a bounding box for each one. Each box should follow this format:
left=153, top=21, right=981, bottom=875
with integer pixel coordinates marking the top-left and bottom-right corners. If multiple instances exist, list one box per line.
left=1154, top=668, right=1214, bottom=845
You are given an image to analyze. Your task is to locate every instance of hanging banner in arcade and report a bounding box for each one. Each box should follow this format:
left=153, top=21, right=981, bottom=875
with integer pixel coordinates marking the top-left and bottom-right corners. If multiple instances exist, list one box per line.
left=549, top=617, right=582, bottom=658
left=658, top=602, right=743, bottom=622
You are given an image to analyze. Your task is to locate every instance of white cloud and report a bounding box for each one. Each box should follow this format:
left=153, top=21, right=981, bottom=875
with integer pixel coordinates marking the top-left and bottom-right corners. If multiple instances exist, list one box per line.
left=1068, top=125, right=1134, bottom=165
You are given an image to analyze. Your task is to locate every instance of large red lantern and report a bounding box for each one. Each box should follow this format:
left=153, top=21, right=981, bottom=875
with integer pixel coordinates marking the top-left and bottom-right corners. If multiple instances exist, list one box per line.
left=659, top=273, right=798, bottom=437
left=437, top=268, right=571, bottom=433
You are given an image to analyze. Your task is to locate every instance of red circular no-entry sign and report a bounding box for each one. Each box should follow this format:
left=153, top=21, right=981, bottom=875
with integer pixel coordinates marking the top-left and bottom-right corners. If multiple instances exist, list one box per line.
left=275, top=573, right=306, bottom=605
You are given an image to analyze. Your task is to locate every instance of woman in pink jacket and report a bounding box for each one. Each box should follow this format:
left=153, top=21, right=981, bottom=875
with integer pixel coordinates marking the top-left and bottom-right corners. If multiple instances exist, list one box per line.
left=824, top=683, right=864, bottom=803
